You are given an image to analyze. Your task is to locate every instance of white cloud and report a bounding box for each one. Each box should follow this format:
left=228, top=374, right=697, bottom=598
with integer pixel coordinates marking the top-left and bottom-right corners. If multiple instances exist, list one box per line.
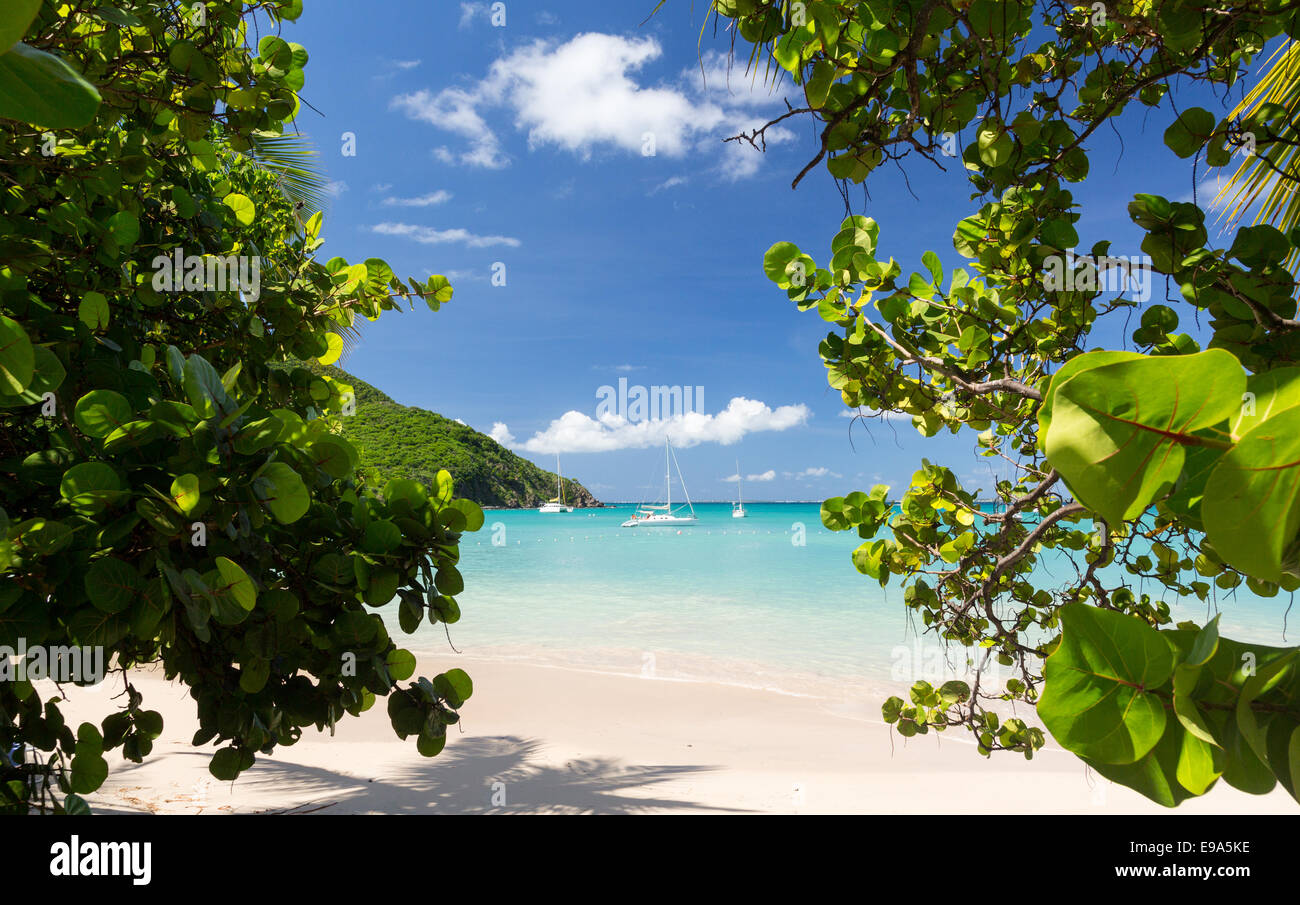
left=393, top=87, right=509, bottom=169
left=381, top=190, right=453, bottom=207
left=458, top=2, right=486, bottom=28
left=787, top=466, right=842, bottom=479
left=724, top=470, right=776, bottom=482
left=649, top=175, right=688, bottom=195
left=499, top=396, right=810, bottom=454
left=391, top=35, right=791, bottom=178
left=489, top=422, right=516, bottom=446
left=840, top=407, right=911, bottom=421
left=372, top=222, right=520, bottom=248
left=454, top=418, right=466, bottom=425
left=325, top=180, right=348, bottom=198
left=392, top=60, right=422, bottom=71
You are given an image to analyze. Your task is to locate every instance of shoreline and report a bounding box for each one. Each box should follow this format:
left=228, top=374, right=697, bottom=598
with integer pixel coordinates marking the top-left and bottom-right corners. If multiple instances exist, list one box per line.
left=47, top=655, right=1297, bottom=815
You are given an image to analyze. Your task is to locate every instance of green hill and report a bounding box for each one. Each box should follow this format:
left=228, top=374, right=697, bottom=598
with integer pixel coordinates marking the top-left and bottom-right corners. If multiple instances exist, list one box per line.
left=298, top=362, right=600, bottom=508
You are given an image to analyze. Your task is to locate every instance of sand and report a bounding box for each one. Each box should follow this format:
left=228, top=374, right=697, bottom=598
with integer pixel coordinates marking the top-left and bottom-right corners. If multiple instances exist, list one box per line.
left=46, top=656, right=1297, bottom=815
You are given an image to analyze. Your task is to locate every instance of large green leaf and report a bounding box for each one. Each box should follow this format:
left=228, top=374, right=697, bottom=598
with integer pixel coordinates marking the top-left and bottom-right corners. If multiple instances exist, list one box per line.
left=0, top=314, right=34, bottom=393
left=1043, top=350, right=1243, bottom=525
left=0, top=1, right=41, bottom=54
left=1204, top=403, right=1300, bottom=580
left=1084, top=721, right=1195, bottom=807
left=255, top=462, right=310, bottom=523
left=1038, top=604, right=1175, bottom=764
left=0, top=42, right=101, bottom=128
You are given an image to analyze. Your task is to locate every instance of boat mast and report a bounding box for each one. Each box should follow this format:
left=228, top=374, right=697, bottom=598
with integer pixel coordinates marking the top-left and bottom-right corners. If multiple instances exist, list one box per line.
left=556, top=453, right=564, bottom=505
left=737, top=459, right=743, bottom=507
left=665, top=437, right=671, bottom=512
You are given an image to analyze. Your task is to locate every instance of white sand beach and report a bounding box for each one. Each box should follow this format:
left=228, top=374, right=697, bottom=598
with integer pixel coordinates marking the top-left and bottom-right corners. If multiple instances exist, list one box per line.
left=47, top=656, right=1296, bottom=815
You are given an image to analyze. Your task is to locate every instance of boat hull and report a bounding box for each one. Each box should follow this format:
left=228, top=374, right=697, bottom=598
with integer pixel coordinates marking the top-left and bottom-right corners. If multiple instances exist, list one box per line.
left=621, top=516, right=697, bottom=527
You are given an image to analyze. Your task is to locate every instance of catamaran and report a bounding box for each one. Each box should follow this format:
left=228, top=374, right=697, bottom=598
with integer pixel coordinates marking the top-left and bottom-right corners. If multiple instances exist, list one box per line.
left=537, top=453, right=574, bottom=513
left=621, top=438, right=697, bottom=527
left=732, top=459, right=747, bottom=518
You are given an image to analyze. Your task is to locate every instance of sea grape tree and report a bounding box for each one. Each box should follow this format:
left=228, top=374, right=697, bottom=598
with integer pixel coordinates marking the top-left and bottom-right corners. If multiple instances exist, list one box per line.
left=717, top=0, right=1300, bottom=805
left=0, top=0, right=477, bottom=813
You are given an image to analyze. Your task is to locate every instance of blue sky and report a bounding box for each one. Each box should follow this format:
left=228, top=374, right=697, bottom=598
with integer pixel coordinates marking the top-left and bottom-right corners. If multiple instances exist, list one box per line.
left=274, top=0, right=1250, bottom=502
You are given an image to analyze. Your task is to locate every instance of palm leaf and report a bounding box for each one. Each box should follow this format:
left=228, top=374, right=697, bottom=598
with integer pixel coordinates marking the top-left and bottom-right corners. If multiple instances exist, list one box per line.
left=1213, top=40, right=1300, bottom=275
left=244, top=130, right=332, bottom=217
left=242, top=131, right=364, bottom=361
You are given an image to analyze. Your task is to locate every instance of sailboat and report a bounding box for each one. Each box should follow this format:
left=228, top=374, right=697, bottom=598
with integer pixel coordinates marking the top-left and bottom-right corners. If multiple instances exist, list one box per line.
left=537, top=453, right=574, bottom=513
left=732, top=459, right=747, bottom=518
left=621, top=438, right=697, bottom=527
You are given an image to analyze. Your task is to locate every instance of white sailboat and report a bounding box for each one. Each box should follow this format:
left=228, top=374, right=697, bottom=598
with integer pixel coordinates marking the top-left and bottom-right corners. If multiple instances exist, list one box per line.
left=732, top=459, right=747, bottom=518
left=621, top=438, right=697, bottom=527
left=537, top=453, right=574, bottom=513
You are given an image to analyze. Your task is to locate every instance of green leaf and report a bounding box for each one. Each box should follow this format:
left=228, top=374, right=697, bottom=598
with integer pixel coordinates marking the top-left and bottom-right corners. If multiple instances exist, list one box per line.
left=0, top=0, right=41, bottom=54
left=78, top=290, right=110, bottom=330
left=439, top=667, right=473, bottom=705
left=84, top=557, right=141, bottom=614
left=0, top=42, right=101, bottom=128
left=317, top=332, right=343, bottom=366
left=1163, top=107, right=1215, bottom=158
left=1038, top=603, right=1175, bottom=764
left=170, top=473, right=200, bottom=515
left=1084, top=722, right=1195, bottom=808
left=1043, top=350, right=1244, bottom=525
left=215, top=557, right=256, bottom=611
left=59, top=461, right=121, bottom=515
left=1185, top=615, right=1220, bottom=668
left=0, top=314, right=34, bottom=394
left=385, top=649, right=416, bottom=682
left=976, top=120, right=1013, bottom=167
left=69, top=752, right=108, bottom=794
left=308, top=436, right=354, bottom=479
left=105, top=210, right=140, bottom=247
left=425, top=274, right=453, bottom=308
left=73, top=389, right=132, bottom=438
left=209, top=747, right=242, bottom=781
left=1203, top=406, right=1300, bottom=582
left=222, top=192, right=256, bottom=226
left=255, top=462, right=310, bottom=524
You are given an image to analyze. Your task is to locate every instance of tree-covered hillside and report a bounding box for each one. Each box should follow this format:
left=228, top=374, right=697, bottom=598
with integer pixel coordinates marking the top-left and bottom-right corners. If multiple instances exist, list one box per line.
left=309, top=363, right=600, bottom=508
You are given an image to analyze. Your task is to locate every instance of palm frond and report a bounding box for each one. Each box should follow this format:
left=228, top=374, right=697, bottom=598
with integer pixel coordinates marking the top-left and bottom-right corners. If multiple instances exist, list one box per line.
left=245, top=130, right=333, bottom=217
left=242, top=130, right=365, bottom=361
left=1213, top=40, right=1300, bottom=274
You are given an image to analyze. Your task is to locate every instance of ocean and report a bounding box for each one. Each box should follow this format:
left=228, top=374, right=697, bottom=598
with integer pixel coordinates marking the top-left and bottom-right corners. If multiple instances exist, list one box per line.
left=383, top=502, right=1299, bottom=697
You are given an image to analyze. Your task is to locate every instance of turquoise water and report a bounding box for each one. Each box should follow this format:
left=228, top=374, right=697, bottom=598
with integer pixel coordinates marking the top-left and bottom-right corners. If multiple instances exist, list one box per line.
left=383, top=502, right=1299, bottom=695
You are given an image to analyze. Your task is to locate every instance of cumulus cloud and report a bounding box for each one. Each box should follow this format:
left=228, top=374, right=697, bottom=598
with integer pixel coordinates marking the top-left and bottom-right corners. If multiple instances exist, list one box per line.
left=489, top=422, right=516, bottom=446
left=381, top=190, right=452, bottom=207
left=372, top=222, right=520, bottom=248
left=324, top=180, right=348, bottom=198
left=496, top=396, right=809, bottom=454
left=391, top=35, right=791, bottom=178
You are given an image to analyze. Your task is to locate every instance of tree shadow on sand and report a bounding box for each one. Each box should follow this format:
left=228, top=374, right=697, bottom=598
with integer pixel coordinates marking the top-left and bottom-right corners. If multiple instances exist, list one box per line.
left=113, top=736, right=751, bottom=814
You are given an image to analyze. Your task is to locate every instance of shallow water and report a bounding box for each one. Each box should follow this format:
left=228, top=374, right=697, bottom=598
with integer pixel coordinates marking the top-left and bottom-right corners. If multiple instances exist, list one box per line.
left=381, top=502, right=1299, bottom=695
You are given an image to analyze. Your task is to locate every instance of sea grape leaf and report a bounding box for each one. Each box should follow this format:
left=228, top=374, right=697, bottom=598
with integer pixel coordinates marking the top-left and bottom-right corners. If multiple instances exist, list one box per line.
left=1203, top=406, right=1300, bottom=582
left=255, top=462, right=310, bottom=524
left=1043, top=350, right=1243, bottom=526
left=0, top=42, right=101, bottom=128
left=1038, top=603, right=1175, bottom=764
